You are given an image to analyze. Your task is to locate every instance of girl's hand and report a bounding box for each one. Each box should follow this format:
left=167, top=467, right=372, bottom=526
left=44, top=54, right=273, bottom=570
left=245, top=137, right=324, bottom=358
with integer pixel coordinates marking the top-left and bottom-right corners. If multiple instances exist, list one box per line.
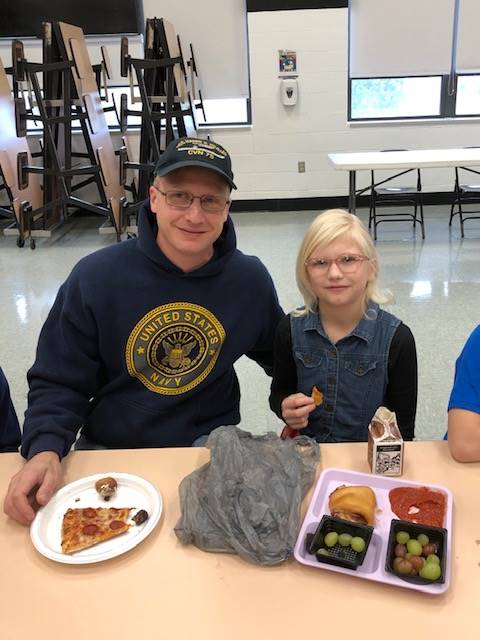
left=281, top=393, right=316, bottom=429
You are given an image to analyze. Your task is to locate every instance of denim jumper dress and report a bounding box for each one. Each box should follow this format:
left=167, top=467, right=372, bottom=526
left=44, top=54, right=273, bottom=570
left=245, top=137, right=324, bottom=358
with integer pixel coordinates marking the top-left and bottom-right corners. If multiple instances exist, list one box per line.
left=290, top=302, right=400, bottom=442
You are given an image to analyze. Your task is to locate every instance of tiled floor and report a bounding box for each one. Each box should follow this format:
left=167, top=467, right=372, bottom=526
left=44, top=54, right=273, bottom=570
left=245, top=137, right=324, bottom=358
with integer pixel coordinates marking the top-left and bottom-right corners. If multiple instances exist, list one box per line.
left=1, top=206, right=479, bottom=441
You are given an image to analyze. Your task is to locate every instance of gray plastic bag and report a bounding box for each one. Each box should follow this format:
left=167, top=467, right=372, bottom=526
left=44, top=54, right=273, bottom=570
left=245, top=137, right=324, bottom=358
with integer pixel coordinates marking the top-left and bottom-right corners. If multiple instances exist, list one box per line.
left=174, top=426, right=320, bottom=565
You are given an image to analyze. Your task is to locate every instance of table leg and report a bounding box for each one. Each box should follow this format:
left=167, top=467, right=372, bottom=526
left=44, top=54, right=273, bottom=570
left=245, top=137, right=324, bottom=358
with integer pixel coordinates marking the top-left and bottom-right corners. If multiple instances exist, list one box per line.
left=348, top=170, right=356, bottom=214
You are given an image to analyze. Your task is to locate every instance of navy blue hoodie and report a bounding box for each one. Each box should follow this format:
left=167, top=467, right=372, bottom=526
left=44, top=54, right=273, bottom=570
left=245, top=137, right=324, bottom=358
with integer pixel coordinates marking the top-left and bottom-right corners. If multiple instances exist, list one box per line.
left=21, top=202, right=284, bottom=459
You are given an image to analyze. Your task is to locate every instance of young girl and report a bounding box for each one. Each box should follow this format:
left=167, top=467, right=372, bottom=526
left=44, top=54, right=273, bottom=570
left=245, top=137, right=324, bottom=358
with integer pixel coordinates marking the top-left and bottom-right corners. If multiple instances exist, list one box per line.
left=270, top=209, right=417, bottom=442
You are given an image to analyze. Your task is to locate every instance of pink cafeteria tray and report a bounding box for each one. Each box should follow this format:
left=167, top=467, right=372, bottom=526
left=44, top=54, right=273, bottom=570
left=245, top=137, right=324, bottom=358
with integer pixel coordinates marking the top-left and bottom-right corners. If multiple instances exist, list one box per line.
left=294, top=468, right=453, bottom=594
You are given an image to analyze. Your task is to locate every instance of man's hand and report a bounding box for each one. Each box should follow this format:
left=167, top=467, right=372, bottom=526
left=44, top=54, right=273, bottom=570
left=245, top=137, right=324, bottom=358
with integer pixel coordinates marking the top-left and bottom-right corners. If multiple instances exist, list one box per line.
left=3, top=451, right=62, bottom=525
left=281, top=393, right=316, bottom=429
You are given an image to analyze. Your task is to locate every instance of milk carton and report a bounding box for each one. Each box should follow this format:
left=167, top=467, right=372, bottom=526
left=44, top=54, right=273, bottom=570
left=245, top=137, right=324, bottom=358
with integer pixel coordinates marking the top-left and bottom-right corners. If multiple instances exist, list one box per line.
left=367, top=407, right=404, bottom=476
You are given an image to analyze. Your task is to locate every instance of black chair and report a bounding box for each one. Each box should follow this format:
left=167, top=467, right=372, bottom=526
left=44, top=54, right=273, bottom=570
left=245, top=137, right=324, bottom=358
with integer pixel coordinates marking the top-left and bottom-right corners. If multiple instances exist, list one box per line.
left=449, top=164, right=480, bottom=238
left=369, top=150, right=425, bottom=241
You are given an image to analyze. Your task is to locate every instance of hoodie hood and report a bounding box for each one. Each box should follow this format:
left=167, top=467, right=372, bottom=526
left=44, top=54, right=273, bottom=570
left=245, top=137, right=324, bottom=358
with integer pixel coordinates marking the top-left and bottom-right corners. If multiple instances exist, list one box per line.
left=136, top=199, right=237, bottom=277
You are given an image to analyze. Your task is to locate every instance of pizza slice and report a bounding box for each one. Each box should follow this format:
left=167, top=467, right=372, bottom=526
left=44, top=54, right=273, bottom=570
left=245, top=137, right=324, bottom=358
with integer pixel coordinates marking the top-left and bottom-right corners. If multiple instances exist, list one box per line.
left=61, top=507, right=133, bottom=554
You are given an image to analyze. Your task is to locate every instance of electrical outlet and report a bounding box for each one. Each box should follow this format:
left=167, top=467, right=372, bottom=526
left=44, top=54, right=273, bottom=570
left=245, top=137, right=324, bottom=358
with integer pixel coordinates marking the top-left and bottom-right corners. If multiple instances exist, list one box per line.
left=298, top=161, right=306, bottom=173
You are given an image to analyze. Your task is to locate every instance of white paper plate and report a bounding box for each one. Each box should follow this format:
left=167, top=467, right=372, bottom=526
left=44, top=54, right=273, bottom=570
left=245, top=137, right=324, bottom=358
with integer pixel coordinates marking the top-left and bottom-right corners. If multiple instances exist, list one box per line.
left=30, top=472, right=162, bottom=564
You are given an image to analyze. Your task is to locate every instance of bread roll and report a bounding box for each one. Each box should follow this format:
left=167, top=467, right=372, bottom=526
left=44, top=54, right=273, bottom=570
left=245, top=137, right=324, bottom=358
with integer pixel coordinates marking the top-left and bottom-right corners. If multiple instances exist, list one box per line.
left=328, top=485, right=376, bottom=526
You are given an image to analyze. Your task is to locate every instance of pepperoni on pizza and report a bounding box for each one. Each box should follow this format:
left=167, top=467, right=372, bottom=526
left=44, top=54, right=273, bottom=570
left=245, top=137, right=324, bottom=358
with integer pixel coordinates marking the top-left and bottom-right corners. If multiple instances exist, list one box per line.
left=61, top=507, right=133, bottom=554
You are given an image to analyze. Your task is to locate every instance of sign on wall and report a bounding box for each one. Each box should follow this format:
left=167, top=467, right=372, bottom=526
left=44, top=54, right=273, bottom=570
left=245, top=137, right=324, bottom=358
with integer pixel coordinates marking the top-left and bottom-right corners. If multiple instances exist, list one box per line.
left=279, top=50, right=298, bottom=76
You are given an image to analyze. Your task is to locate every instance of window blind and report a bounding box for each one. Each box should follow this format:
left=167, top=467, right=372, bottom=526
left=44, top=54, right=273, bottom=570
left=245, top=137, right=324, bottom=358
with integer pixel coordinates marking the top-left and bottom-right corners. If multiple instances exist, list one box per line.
left=456, top=0, right=480, bottom=72
left=142, top=0, right=249, bottom=99
left=349, top=0, right=455, bottom=78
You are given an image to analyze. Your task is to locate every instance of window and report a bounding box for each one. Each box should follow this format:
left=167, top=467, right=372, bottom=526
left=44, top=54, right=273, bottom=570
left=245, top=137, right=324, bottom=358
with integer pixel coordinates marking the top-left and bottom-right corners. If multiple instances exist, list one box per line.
left=197, top=98, right=250, bottom=127
left=350, top=77, right=442, bottom=120
left=456, top=75, right=480, bottom=116
left=348, top=0, right=480, bottom=121
left=104, top=90, right=250, bottom=130
left=21, top=88, right=250, bottom=134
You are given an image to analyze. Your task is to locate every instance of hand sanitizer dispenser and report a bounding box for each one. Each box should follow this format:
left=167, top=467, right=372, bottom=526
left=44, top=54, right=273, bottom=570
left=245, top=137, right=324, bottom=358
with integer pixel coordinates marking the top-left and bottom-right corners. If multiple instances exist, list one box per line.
left=281, top=78, right=298, bottom=106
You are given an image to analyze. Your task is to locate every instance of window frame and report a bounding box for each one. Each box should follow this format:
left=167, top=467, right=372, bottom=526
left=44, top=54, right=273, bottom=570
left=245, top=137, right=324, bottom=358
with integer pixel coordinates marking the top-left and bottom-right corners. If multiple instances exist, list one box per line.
left=348, top=73, right=480, bottom=122
left=197, top=97, right=252, bottom=128
left=348, top=75, right=446, bottom=122
left=453, top=72, right=480, bottom=117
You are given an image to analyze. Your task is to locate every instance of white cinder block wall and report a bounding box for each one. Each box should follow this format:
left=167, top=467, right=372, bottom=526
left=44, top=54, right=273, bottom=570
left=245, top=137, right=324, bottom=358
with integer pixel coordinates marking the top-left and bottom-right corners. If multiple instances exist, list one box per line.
left=207, top=8, right=480, bottom=202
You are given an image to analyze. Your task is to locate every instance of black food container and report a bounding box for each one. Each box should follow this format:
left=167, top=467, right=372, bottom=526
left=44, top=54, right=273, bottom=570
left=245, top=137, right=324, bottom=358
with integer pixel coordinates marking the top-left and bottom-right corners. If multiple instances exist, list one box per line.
left=385, top=519, right=447, bottom=584
left=306, top=515, right=373, bottom=570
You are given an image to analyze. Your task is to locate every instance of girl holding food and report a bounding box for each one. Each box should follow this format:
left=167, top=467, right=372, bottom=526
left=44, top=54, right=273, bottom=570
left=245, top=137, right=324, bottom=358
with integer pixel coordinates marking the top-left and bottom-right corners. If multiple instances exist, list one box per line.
left=269, top=209, right=417, bottom=442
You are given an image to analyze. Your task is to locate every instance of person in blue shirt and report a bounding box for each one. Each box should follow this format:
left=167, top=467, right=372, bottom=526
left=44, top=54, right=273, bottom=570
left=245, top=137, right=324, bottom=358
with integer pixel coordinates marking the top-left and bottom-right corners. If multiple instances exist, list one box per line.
left=0, top=367, right=21, bottom=453
left=448, top=325, right=480, bottom=462
left=270, top=209, right=417, bottom=442
left=3, top=137, right=284, bottom=525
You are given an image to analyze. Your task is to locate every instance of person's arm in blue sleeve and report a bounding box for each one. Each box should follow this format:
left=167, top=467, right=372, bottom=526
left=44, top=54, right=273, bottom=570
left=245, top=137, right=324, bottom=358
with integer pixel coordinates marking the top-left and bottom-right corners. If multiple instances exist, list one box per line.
left=21, top=270, right=103, bottom=461
left=448, top=326, right=480, bottom=462
left=4, top=266, right=102, bottom=524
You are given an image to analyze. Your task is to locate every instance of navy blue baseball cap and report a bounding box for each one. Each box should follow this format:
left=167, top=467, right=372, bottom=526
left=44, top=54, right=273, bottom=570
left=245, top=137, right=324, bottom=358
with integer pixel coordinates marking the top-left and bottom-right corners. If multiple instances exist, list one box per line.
left=153, top=137, right=237, bottom=189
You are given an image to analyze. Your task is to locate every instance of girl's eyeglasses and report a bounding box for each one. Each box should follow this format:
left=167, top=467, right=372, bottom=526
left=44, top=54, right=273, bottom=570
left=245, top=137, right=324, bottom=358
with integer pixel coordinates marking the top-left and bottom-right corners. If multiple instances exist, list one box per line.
left=305, top=254, right=370, bottom=273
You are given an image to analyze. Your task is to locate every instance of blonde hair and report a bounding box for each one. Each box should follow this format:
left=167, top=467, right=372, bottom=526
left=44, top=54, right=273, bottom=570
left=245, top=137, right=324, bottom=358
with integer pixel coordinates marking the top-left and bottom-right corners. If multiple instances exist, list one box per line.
left=294, top=209, right=393, bottom=316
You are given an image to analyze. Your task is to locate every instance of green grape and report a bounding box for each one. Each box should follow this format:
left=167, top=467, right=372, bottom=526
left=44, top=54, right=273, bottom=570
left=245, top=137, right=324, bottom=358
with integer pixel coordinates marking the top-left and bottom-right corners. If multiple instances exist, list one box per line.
left=338, top=533, right=352, bottom=547
left=417, top=533, right=429, bottom=546
left=324, top=531, right=339, bottom=547
left=406, top=539, right=423, bottom=556
left=426, top=554, right=440, bottom=565
left=419, top=562, right=441, bottom=581
left=396, top=531, right=410, bottom=544
left=351, top=536, right=365, bottom=553
left=317, top=548, right=329, bottom=557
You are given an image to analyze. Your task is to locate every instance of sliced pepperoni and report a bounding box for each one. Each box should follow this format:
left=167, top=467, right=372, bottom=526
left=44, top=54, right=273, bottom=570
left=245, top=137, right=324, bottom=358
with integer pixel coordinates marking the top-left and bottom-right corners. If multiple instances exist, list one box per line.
left=109, top=520, right=126, bottom=530
left=84, top=508, right=97, bottom=518
left=82, top=524, right=99, bottom=536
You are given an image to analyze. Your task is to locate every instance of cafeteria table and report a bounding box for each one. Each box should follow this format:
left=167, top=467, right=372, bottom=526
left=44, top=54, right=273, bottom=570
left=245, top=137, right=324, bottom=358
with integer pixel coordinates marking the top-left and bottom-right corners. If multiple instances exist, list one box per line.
left=0, top=442, right=477, bottom=640
left=328, top=147, right=480, bottom=214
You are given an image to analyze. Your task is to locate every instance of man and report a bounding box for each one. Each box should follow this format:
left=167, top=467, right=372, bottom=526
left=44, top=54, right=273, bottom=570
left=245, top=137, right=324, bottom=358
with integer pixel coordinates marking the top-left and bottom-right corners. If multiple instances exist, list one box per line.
left=448, top=325, right=480, bottom=462
left=4, top=136, right=284, bottom=524
left=0, top=367, right=21, bottom=453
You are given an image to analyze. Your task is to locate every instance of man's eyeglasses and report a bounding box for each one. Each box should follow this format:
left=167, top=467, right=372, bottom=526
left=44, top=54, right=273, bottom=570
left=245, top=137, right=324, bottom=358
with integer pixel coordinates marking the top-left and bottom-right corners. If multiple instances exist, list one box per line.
left=153, top=186, right=230, bottom=214
left=305, top=254, right=370, bottom=273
